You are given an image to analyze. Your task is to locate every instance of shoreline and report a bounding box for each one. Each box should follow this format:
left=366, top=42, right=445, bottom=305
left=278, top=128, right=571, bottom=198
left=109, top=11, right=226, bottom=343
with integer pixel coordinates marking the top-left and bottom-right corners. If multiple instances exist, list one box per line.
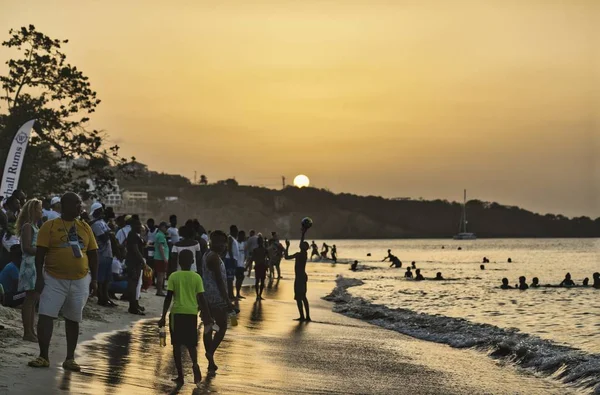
left=1, top=267, right=579, bottom=394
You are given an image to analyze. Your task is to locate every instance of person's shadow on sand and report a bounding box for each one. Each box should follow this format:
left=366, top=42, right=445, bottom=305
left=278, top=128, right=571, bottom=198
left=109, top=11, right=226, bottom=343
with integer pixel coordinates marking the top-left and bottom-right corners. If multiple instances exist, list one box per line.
left=250, top=300, right=263, bottom=322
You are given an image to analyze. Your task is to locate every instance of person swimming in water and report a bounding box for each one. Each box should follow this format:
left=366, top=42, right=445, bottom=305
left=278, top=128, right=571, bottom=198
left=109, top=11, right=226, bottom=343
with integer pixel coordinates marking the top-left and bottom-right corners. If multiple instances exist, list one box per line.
left=434, top=272, right=444, bottom=280
left=382, top=249, right=394, bottom=262
left=482, top=257, right=489, bottom=263
left=559, top=273, right=575, bottom=287
left=331, top=245, right=337, bottom=263
left=518, top=276, right=529, bottom=290
left=415, top=269, right=424, bottom=281
left=507, top=258, right=512, bottom=263
left=404, top=267, right=413, bottom=279
left=582, top=277, right=589, bottom=287
left=593, top=272, right=600, bottom=289
left=320, top=243, right=330, bottom=260
left=411, top=261, right=416, bottom=269
left=530, top=277, right=540, bottom=288
left=500, top=278, right=513, bottom=289
left=480, top=265, right=485, bottom=270
left=350, top=260, right=358, bottom=271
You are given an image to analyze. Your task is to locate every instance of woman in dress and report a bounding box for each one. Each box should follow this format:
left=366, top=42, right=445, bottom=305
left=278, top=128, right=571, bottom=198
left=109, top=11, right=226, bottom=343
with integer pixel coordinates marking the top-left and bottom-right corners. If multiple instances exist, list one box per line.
left=17, top=199, right=43, bottom=342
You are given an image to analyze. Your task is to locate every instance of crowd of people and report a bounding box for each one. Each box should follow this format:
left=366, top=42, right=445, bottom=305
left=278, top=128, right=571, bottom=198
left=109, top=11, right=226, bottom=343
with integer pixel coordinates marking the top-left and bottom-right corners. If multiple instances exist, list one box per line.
left=0, top=189, right=312, bottom=385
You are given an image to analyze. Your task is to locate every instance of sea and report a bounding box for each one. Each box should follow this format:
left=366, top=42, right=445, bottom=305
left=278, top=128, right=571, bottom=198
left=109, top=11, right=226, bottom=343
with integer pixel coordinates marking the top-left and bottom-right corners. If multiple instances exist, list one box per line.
left=325, top=238, right=600, bottom=392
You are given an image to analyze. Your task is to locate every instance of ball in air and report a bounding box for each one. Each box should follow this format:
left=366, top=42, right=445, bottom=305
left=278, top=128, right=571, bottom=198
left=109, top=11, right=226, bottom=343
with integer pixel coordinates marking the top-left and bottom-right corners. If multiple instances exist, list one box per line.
left=301, top=217, right=313, bottom=229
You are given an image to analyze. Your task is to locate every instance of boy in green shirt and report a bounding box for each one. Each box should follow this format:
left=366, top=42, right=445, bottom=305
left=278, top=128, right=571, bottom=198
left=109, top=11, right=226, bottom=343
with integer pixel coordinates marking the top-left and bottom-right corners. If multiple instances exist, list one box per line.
left=158, top=250, right=213, bottom=385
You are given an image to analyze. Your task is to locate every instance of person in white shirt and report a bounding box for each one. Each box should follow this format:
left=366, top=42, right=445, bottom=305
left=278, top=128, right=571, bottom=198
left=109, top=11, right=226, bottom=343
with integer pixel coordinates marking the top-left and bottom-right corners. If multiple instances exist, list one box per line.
left=167, top=214, right=180, bottom=246
left=235, top=230, right=247, bottom=299
left=45, top=197, right=61, bottom=221
left=116, top=216, right=132, bottom=245
left=171, top=226, right=202, bottom=273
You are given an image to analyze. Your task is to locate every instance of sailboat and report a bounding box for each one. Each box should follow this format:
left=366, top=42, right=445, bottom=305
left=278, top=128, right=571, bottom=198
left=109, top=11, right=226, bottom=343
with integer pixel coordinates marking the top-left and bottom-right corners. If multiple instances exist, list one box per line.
left=453, top=189, right=476, bottom=240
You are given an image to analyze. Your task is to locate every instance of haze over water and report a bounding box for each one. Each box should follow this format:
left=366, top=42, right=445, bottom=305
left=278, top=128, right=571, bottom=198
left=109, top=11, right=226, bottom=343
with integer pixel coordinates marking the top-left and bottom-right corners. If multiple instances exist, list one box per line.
left=1, top=1, right=598, bottom=217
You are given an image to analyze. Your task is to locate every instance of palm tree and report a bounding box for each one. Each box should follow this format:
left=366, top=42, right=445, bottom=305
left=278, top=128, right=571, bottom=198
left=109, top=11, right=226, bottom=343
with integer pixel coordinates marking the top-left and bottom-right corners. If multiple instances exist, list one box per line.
left=199, top=174, right=208, bottom=185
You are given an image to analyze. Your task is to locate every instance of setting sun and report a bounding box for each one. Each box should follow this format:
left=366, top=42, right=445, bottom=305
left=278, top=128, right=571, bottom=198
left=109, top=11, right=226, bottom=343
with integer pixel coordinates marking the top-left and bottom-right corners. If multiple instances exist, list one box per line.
left=293, top=174, right=310, bottom=188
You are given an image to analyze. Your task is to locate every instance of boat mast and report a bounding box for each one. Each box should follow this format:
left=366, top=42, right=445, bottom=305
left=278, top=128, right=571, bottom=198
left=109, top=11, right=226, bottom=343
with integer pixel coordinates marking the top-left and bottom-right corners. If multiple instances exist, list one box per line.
left=463, top=189, right=467, bottom=233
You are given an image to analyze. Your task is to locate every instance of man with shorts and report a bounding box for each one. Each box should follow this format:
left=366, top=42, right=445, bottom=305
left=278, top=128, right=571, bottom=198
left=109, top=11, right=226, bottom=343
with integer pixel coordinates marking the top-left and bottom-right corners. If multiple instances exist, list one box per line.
left=154, top=222, right=169, bottom=296
left=285, top=228, right=311, bottom=322
left=201, top=230, right=233, bottom=373
left=248, top=236, right=269, bottom=300
left=159, top=250, right=212, bottom=385
left=29, top=193, right=98, bottom=371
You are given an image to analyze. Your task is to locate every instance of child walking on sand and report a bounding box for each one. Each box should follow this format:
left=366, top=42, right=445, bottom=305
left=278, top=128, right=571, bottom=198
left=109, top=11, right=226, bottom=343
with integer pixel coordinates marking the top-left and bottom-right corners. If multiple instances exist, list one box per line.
left=158, top=250, right=213, bottom=386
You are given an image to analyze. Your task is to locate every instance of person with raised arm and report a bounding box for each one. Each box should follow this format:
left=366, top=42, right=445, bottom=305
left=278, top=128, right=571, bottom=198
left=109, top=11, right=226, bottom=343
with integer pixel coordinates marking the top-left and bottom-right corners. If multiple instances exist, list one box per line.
left=285, top=223, right=311, bottom=322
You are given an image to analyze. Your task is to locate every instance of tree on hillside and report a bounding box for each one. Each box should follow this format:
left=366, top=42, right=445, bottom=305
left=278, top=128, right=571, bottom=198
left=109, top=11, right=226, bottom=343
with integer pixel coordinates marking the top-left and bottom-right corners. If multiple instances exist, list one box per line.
left=0, top=25, right=129, bottom=199
left=215, top=178, right=238, bottom=186
left=199, top=174, right=208, bottom=185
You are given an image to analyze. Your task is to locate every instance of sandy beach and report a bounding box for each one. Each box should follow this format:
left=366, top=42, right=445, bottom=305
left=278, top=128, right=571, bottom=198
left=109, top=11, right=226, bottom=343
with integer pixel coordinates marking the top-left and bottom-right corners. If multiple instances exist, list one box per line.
left=0, top=264, right=575, bottom=394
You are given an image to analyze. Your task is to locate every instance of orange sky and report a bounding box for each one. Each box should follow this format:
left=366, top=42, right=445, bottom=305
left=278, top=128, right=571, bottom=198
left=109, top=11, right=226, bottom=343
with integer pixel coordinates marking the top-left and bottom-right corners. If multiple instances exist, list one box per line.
left=1, top=0, right=598, bottom=217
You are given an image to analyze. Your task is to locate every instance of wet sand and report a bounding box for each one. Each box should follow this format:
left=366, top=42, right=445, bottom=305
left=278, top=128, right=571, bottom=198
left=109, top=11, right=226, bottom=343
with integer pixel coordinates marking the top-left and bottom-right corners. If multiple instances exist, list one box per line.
left=3, top=265, right=574, bottom=394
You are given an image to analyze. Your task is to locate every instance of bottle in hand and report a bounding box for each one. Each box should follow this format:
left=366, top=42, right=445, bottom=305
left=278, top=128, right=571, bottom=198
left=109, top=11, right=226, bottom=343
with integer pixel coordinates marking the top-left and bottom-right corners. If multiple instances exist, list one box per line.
left=159, top=327, right=166, bottom=347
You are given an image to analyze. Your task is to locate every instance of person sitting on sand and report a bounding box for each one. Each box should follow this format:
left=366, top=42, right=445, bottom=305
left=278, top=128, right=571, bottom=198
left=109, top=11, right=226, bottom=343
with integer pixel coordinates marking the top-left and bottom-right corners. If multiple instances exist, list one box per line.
left=530, top=277, right=540, bottom=288
left=404, top=267, right=413, bottom=279
left=0, top=244, right=26, bottom=307
left=285, top=229, right=311, bottom=322
left=500, top=278, right=513, bottom=289
left=108, top=257, right=128, bottom=297
left=559, top=273, right=575, bottom=287
left=434, top=272, right=444, bottom=280
left=351, top=260, right=358, bottom=271
left=518, top=276, right=529, bottom=290
left=415, top=269, right=424, bottom=281
left=582, top=278, right=589, bottom=287
left=158, top=250, right=213, bottom=386
left=593, top=272, right=600, bottom=289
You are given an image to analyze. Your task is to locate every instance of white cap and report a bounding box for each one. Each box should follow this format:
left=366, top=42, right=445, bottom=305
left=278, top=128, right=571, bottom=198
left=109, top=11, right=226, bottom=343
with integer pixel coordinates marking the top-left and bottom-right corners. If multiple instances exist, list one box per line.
left=50, top=196, right=61, bottom=206
left=90, top=202, right=103, bottom=214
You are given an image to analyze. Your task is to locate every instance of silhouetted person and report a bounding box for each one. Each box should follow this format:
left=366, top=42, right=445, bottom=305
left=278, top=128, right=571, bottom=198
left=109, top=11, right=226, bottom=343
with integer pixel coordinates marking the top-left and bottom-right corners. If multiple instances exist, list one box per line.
left=415, top=269, right=424, bottom=281
left=482, top=257, right=489, bottom=263
left=480, top=265, right=485, bottom=270
left=331, top=245, right=337, bottom=263
left=320, top=243, right=329, bottom=260
left=310, top=241, right=319, bottom=261
left=457, top=247, right=462, bottom=251
left=382, top=249, right=393, bottom=262
left=500, top=278, right=513, bottom=289
left=518, top=276, right=528, bottom=290
left=582, top=278, right=589, bottom=287
left=404, top=267, right=413, bottom=279
left=434, top=272, right=444, bottom=280
left=411, top=261, right=416, bottom=269
left=350, top=260, right=358, bottom=271
left=248, top=236, right=269, bottom=300
left=389, top=255, right=402, bottom=268
left=560, top=273, right=575, bottom=287
left=285, top=230, right=311, bottom=322
left=593, top=272, right=600, bottom=289
left=366, top=253, right=371, bottom=257
left=507, top=258, right=512, bottom=263
left=530, top=277, right=540, bottom=288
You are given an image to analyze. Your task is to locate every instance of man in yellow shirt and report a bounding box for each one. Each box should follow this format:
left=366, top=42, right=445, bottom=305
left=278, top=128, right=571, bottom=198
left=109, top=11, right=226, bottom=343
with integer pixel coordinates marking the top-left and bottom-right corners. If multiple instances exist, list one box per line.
left=28, top=193, right=98, bottom=372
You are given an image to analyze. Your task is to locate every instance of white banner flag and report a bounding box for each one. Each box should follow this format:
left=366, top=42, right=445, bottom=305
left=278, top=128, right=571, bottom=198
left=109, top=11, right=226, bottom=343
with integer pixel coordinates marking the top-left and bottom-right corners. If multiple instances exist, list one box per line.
left=1, top=119, right=35, bottom=199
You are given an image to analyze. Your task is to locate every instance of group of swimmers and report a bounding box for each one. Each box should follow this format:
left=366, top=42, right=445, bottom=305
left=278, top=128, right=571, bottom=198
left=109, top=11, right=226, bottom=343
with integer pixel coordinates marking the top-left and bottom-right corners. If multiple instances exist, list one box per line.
left=501, top=272, right=600, bottom=290
left=309, top=242, right=337, bottom=263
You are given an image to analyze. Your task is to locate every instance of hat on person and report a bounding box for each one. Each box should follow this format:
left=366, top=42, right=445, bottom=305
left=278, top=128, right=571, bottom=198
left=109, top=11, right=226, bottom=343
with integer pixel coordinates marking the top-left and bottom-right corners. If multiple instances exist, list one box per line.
left=90, top=202, right=103, bottom=214
left=50, top=196, right=60, bottom=207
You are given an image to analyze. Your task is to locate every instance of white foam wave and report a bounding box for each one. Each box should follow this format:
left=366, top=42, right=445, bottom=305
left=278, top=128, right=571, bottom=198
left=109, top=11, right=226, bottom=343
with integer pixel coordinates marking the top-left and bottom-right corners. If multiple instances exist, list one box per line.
left=324, top=276, right=600, bottom=394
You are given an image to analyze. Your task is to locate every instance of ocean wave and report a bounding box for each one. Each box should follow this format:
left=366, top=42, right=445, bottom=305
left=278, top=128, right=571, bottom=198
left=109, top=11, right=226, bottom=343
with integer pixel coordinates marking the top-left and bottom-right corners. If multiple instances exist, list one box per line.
left=324, top=276, right=600, bottom=394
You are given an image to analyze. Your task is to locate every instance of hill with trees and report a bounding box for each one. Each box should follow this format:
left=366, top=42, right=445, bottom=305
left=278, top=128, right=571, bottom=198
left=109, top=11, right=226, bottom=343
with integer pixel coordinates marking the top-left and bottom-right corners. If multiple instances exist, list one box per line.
left=118, top=168, right=600, bottom=239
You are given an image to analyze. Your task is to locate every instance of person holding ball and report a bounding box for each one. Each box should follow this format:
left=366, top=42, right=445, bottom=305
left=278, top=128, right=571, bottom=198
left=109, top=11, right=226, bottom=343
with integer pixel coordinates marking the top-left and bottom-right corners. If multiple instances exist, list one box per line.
left=285, top=218, right=312, bottom=322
